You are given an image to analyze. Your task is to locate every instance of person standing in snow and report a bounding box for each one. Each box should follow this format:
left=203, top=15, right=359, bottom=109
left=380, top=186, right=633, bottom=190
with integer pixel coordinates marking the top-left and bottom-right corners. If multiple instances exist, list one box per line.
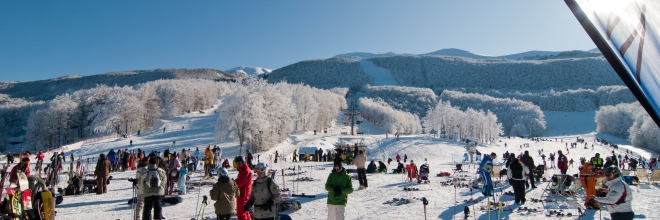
left=234, top=156, right=253, bottom=220
left=94, top=154, right=111, bottom=194
left=140, top=156, right=167, bottom=220
left=594, top=166, right=634, bottom=220
left=506, top=158, right=529, bottom=204
left=244, top=162, right=282, bottom=220
left=479, top=152, right=496, bottom=196
left=520, top=151, right=536, bottom=189
left=354, top=150, right=368, bottom=189
left=557, top=150, right=569, bottom=175
left=178, top=161, right=188, bottom=195
left=326, top=160, right=353, bottom=220
left=396, top=154, right=401, bottom=163
left=210, top=168, right=239, bottom=220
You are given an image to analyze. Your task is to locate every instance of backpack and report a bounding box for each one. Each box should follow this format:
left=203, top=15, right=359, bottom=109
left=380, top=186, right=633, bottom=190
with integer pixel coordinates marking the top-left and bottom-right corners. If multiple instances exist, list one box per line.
left=147, top=168, right=160, bottom=188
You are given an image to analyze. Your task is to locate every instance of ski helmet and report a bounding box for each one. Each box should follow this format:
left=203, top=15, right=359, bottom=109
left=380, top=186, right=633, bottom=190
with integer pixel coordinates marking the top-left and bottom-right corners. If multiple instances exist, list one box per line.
left=218, top=167, right=228, bottom=177
left=255, top=162, right=267, bottom=171
left=603, top=166, right=621, bottom=179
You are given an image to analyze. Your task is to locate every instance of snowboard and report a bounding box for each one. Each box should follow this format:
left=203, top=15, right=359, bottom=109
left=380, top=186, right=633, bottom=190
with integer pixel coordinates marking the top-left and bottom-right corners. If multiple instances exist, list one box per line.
left=17, top=172, right=29, bottom=191
left=10, top=189, right=22, bottom=220
left=41, top=191, right=56, bottom=220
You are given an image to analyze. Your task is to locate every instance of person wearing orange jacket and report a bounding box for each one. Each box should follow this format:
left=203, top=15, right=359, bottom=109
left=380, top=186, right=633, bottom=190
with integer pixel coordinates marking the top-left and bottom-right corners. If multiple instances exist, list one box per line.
left=234, top=156, right=253, bottom=220
left=579, top=162, right=600, bottom=209
left=204, top=145, right=215, bottom=179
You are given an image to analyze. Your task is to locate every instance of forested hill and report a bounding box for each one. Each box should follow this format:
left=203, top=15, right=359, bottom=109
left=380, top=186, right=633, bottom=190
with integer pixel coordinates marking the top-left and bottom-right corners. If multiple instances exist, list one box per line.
left=266, top=54, right=622, bottom=92
left=0, top=68, right=240, bottom=101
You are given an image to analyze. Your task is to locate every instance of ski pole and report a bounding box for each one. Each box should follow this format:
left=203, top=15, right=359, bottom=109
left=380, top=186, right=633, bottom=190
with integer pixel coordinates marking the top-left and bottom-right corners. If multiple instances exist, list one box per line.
left=422, top=197, right=428, bottom=220
left=453, top=184, right=456, bottom=220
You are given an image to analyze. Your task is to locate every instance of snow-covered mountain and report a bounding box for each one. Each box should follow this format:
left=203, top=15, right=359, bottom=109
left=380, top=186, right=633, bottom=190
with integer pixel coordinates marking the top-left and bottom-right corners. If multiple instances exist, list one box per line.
left=225, top=66, right=273, bottom=77
left=334, top=48, right=601, bottom=61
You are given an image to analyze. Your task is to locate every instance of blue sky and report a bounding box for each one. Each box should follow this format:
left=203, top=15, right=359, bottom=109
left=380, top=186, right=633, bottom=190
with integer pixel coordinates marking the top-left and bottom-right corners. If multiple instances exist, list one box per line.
left=0, top=1, right=595, bottom=82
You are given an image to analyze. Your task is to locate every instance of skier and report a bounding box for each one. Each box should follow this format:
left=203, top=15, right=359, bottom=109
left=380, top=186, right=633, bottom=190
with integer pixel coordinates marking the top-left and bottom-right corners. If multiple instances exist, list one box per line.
left=557, top=150, right=568, bottom=174
left=210, top=168, right=239, bottom=220
left=326, top=160, right=353, bottom=220
left=506, top=158, right=529, bottom=204
left=354, top=150, right=368, bottom=189
left=234, top=156, right=253, bottom=220
left=139, top=156, right=167, bottom=220
left=594, top=166, right=634, bottom=220
left=94, top=154, right=111, bottom=194
left=244, top=162, right=282, bottom=220
left=479, top=152, right=496, bottom=196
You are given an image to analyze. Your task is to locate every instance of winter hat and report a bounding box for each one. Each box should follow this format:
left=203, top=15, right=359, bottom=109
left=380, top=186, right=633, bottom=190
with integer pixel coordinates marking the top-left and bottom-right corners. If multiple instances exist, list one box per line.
left=234, top=155, right=244, bottom=163
left=334, top=160, right=343, bottom=167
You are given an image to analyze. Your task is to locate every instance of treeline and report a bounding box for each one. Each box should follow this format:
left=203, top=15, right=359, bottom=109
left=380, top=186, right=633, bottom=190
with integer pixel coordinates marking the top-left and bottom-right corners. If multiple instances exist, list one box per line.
left=363, top=85, right=437, bottom=117
left=215, top=80, right=346, bottom=155
left=357, top=97, right=422, bottom=135
left=478, top=86, right=635, bottom=111
left=422, top=101, right=503, bottom=141
left=266, top=58, right=371, bottom=91
left=439, top=91, right=546, bottom=137
left=23, top=79, right=233, bottom=150
left=0, top=95, right=45, bottom=146
left=595, top=102, right=660, bottom=152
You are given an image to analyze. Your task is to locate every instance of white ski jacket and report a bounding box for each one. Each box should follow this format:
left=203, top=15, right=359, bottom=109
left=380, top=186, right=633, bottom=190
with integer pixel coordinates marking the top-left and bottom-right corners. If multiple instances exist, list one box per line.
left=594, top=177, right=633, bottom=213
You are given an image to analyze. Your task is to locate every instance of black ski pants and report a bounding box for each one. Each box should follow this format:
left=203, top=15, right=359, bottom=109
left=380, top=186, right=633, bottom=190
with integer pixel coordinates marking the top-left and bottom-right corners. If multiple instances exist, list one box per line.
left=527, top=171, right=535, bottom=188
left=509, top=179, right=526, bottom=204
left=357, top=168, right=368, bottom=187
left=143, top=195, right=163, bottom=220
left=217, top=214, right=232, bottom=220
left=610, top=212, right=634, bottom=220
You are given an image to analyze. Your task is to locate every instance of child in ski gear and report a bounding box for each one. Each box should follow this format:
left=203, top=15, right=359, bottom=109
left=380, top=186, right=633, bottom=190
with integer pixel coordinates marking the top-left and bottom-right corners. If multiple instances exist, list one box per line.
left=178, top=161, right=188, bottom=195
left=326, top=160, right=353, bottom=220
left=210, top=168, right=239, bottom=220
left=244, top=162, right=282, bottom=220
left=506, top=158, right=529, bottom=204
left=234, top=156, right=253, bottom=220
left=94, top=154, right=111, bottom=194
left=479, top=152, right=496, bottom=196
left=355, top=150, right=368, bottom=189
left=139, top=156, right=167, bottom=220
left=594, top=166, right=634, bottom=220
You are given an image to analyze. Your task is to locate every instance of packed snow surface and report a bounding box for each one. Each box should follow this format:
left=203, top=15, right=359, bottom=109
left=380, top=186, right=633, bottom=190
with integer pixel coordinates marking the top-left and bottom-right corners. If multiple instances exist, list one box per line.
left=17, top=106, right=656, bottom=220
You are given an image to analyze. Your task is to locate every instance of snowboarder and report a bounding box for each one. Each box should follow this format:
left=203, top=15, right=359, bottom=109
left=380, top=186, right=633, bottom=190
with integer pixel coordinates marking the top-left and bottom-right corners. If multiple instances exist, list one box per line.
left=479, top=152, right=496, bottom=196
left=594, top=166, right=634, bottom=220
left=326, top=160, right=353, bottom=220
left=234, top=156, right=252, bottom=220
left=244, top=162, right=282, bottom=220
left=210, top=168, right=239, bottom=220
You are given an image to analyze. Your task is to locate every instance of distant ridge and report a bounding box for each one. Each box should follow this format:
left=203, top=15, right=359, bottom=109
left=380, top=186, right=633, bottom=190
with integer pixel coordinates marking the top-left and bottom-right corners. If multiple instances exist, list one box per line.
left=334, top=48, right=601, bottom=60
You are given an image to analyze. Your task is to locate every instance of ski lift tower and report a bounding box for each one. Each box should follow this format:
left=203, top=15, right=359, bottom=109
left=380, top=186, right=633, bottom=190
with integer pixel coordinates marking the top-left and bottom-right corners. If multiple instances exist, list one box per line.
left=345, top=93, right=360, bottom=135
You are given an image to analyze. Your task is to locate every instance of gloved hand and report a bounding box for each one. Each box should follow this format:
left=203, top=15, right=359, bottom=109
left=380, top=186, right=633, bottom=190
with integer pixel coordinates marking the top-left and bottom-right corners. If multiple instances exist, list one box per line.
left=333, top=186, right=342, bottom=196
left=244, top=199, right=254, bottom=211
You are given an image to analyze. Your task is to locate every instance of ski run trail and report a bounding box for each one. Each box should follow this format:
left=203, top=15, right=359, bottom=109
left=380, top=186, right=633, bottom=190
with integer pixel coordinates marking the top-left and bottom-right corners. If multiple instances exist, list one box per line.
left=7, top=105, right=656, bottom=220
